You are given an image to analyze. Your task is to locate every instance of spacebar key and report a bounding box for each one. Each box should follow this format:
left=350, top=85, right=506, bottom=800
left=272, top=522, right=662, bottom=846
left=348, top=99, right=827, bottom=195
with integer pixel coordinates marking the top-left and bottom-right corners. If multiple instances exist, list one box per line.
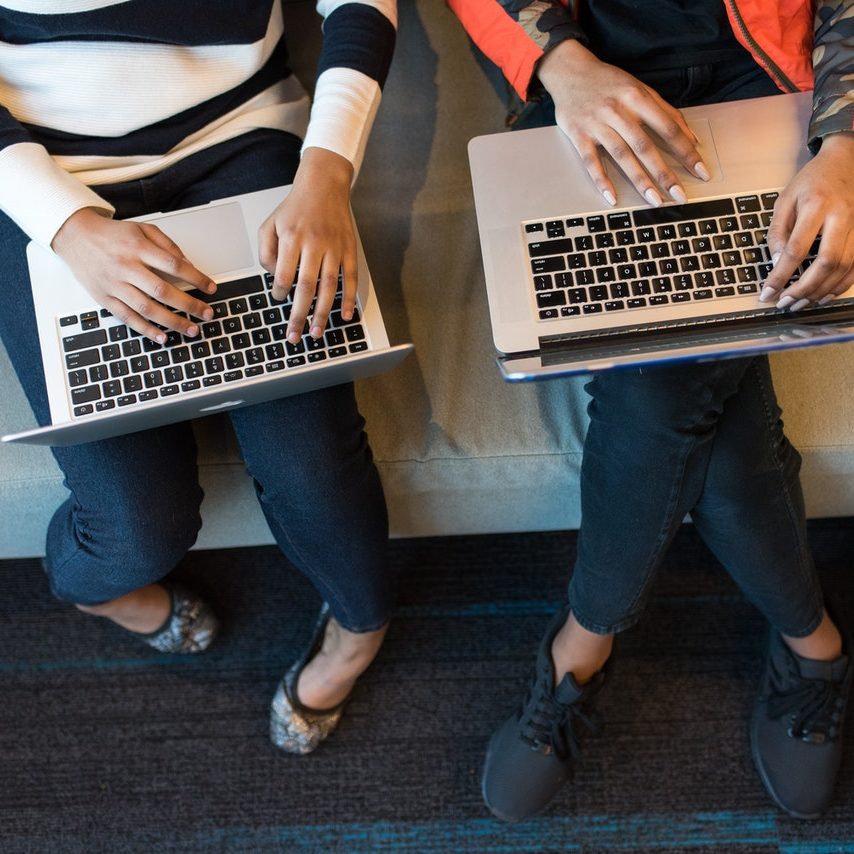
left=632, top=197, right=735, bottom=226
left=185, top=275, right=264, bottom=304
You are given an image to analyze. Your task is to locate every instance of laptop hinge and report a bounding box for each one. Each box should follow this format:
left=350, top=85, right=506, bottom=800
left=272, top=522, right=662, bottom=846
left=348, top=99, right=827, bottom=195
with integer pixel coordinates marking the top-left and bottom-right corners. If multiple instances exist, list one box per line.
left=537, top=302, right=854, bottom=355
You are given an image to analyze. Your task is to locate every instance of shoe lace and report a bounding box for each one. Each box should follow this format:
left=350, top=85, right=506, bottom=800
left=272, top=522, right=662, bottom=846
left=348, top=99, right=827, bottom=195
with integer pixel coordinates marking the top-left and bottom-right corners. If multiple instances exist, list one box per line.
left=767, top=659, right=846, bottom=742
left=519, top=676, right=602, bottom=761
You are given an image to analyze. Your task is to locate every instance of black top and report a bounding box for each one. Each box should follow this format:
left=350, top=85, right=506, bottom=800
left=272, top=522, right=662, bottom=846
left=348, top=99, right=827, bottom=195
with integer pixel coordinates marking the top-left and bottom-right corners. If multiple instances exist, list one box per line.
left=580, top=0, right=750, bottom=71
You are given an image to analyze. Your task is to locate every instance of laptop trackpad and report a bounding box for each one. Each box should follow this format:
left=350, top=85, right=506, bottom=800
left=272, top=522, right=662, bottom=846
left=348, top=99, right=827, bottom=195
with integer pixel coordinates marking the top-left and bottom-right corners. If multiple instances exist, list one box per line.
left=144, top=202, right=254, bottom=277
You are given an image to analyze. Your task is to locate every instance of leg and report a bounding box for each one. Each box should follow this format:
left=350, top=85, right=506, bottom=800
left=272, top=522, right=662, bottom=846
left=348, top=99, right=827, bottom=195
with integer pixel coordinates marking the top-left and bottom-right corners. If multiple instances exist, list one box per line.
left=0, top=209, right=209, bottom=640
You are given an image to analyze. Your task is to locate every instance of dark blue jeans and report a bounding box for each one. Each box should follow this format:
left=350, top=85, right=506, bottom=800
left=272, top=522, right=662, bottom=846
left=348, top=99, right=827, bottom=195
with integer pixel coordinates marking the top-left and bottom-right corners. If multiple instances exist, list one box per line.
left=1, top=130, right=391, bottom=632
left=523, top=56, right=825, bottom=637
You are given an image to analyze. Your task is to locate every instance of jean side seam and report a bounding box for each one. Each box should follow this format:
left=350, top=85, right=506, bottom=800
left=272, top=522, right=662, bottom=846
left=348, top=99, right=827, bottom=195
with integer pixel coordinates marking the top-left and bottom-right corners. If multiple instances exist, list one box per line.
left=751, top=360, right=824, bottom=634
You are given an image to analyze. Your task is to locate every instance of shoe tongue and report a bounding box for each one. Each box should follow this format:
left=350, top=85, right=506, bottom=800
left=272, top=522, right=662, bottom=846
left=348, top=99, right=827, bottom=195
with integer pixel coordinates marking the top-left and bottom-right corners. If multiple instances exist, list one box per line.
left=792, top=650, right=849, bottom=682
left=554, top=672, right=584, bottom=704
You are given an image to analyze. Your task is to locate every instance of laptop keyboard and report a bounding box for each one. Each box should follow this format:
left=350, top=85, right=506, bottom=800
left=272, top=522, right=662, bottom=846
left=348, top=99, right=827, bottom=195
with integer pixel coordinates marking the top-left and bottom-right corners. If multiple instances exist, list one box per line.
left=524, top=190, right=820, bottom=322
left=59, top=273, right=369, bottom=418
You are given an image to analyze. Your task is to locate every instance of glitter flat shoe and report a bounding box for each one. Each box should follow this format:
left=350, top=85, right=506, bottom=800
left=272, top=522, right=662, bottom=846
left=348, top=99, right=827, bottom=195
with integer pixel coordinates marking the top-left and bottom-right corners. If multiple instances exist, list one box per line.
left=270, top=603, right=349, bottom=755
left=129, top=581, right=219, bottom=654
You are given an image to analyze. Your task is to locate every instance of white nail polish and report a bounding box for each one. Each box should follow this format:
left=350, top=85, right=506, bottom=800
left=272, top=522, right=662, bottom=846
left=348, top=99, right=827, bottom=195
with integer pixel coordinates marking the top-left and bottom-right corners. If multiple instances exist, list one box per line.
left=694, top=162, right=711, bottom=181
left=819, top=294, right=835, bottom=305
left=603, top=190, right=616, bottom=207
left=776, top=295, right=795, bottom=310
left=790, top=298, right=811, bottom=312
left=771, top=252, right=781, bottom=267
left=669, top=185, right=687, bottom=204
left=759, top=286, right=776, bottom=302
left=644, top=188, right=662, bottom=207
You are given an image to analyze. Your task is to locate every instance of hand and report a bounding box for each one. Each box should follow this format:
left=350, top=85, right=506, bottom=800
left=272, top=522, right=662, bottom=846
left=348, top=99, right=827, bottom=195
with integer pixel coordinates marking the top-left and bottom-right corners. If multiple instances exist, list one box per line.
left=258, top=147, right=356, bottom=345
left=760, top=132, right=854, bottom=310
left=537, top=40, right=710, bottom=206
left=51, top=208, right=217, bottom=343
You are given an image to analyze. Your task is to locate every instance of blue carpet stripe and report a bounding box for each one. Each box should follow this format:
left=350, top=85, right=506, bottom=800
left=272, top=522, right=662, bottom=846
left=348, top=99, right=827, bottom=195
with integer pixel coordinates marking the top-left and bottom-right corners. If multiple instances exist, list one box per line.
left=0, top=595, right=751, bottom=673
left=15, top=812, right=853, bottom=852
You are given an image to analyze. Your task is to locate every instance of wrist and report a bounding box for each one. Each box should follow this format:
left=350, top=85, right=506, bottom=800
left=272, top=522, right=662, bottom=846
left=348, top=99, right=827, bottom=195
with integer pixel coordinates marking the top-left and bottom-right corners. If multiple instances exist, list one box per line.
left=51, top=206, right=105, bottom=253
left=816, top=131, right=854, bottom=157
left=537, top=39, right=596, bottom=93
left=297, top=146, right=354, bottom=191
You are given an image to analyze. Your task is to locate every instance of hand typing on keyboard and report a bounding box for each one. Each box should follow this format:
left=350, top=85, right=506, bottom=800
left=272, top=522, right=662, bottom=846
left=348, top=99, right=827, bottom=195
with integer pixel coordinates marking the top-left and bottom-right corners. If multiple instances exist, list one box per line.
left=537, top=39, right=711, bottom=208
left=258, top=146, right=358, bottom=345
left=51, top=208, right=218, bottom=344
left=760, top=132, right=854, bottom=310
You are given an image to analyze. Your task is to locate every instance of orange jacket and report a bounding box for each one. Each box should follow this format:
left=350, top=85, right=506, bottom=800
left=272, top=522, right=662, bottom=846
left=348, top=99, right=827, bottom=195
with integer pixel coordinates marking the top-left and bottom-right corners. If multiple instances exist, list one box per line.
left=447, top=0, right=854, bottom=144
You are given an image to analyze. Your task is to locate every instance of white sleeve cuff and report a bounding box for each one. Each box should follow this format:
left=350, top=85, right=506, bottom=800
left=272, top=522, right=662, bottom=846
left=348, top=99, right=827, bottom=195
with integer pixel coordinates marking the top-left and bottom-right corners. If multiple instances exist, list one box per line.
left=0, top=142, right=115, bottom=248
left=300, top=67, right=382, bottom=177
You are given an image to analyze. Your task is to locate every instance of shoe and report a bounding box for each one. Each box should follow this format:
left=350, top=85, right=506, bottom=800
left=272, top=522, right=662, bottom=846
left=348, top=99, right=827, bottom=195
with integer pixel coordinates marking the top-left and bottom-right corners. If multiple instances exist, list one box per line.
left=482, top=607, right=606, bottom=821
left=270, top=604, right=349, bottom=755
left=751, top=627, right=851, bottom=819
left=129, top=581, right=219, bottom=654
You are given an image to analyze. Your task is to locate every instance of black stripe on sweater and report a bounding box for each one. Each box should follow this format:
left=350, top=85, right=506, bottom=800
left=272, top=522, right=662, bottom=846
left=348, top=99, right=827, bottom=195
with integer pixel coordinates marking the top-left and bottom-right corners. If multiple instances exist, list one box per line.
left=316, top=3, right=395, bottom=88
left=0, top=0, right=274, bottom=47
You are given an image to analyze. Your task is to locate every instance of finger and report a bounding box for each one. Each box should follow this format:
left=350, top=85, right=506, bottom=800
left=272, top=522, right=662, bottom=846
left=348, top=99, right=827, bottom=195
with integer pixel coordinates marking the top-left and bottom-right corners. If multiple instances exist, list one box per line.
left=309, top=254, right=341, bottom=338
left=102, top=293, right=169, bottom=345
left=258, top=217, right=279, bottom=275
left=760, top=205, right=823, bottom=304
left=139, top=225, right=217, bottom=295
left=271, top=232, right=300, bottom=303
left=340, top=237, right=358, bottom=321
left=287, top=249, right=322, bottom=344
left=568, top=131, right=618, bottom=206
left=595, top=125, right=666, bottom=206
left=642, top=89, right=709, bottom=180
left=780, top=217, right=853, bottom=306
left=607, top=114, right=687, bottom=202
left=126, top=268, right=208, bottom=336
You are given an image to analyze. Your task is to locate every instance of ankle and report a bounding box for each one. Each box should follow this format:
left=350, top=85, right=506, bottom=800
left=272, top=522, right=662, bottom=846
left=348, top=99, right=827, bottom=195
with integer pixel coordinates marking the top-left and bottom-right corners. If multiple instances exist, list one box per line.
left=551, top=611, right=613, bottom=686
left=76, top=583, right=171, bottom=634
left=783, top=611, right=843, bottom=663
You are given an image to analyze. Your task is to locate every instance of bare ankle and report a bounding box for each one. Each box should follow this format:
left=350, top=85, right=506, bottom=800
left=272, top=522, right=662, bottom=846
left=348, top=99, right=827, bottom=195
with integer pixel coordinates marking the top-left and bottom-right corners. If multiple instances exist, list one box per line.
left=784, top=611, right=843, bottom=662
left=551, top=611, right=613, bottom=686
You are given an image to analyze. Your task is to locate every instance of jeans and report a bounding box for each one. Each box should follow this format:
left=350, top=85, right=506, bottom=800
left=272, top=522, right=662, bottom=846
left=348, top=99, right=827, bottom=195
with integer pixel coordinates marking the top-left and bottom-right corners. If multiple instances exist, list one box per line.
left=1, top=130, right=392, bottom=632
left=523, top=55, right=825, bottom=637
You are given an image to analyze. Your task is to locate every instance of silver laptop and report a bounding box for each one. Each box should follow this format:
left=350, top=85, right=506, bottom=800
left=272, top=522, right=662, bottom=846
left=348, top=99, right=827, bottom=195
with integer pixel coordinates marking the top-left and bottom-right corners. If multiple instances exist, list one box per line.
left=468, top=90, right=854, bottom=380
left=3, top=184, right=412, bottom=446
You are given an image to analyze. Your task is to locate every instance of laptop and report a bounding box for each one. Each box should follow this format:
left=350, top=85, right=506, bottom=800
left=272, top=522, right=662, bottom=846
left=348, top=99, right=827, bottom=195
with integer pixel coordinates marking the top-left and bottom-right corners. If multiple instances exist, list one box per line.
left=467, top=90, right=854, bottom=380
left=3, top=184, right=412, bottom=446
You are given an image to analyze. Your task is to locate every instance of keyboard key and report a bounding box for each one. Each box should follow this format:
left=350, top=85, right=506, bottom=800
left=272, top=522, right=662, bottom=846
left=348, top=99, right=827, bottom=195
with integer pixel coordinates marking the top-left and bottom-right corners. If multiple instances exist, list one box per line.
left=202, top=321, right=223, bottom=338
left=249, top=293, right=268, bottom=310
left=629, top=245, right=649, bottom=261
left=287, top=356, right=307, bottom=367
left=609, top=248, right=628, bottom=264
left=71, top=385, right=100, bottom=405
left=263, top=307, right=283, bottom=325
left=713, top=234, right=733, bottom=250
left=560, top=306, right=581, bottom=317
left=108, top=325, right=129, bottom=342
left=212, top=338, right=231, bottom=355
left=345, top=324, right=366, bottom=342
left=109, top=360, right=130, bottom=378
left=212, top=302, right=228, bottom=319
left=649, top=295, right=669, bottom=305
left=525, top=222, right=544, bottom=233
left=142, top=337, right=162, bottom=352
left=265, top=343, right=285, bottom=360
left=528, top=237, right=574, bottom=258
left=738, top=283, right=760, bottom=294
left=566, top=217, right=584, bottom=228
left=164, top=366, right=184, bottom=383
left=566, top=253, right=586, bottom=269
left=186, top=361, right=205, bottom=378
left=539, top=309, right=559, bottom=320
left=656, top=224, right=676, bottom=240
left=674, top=275, right=693, bottom=290
left=89, top=365, right=108, bottom=383
left=575, top=269, right=595, bottom=286
left=632, top=197, right=734, bottom=226
left=604, top=301, right=625, bottom=312
left=202, top=376, right=223, bottom=387
left=143, top=370, right=164, bottom=388
left=567, top=288, right=587, bottom=304
left=226, top=353, right=246, bottom=369
left=122, top=339, right=142, bottom=357
left=139, top=390, right=158, bottom=401
left=637, top=227, right=655, bottom=242
left=307, top=352, right=327, bottom=363
left=595, top=267, right=616, bottom=282
left=574, top=235, right=594, bottom=251
left=204, top=357, right=225, bottom=373
left=123, top=376, right=143, bottom=393
left=698, top=219, right=718, bottom=234
left=760, top=192, right=779, bottom=210
left=714, top=286, right=736, bottom=297
left=224, top=370, right=244, bottom=382
left=677, top=222, right=698, bottom=237
left=627, top=298, right=647, bottom=308
left=693, top=289, right=713, bottom=300
left=68, top=370, right=88, bottom=387
left=151, top=351, right=170, bottom=368
left=181, top=380, right=202, bottom=391
left=228, top=298, right=248, bottom=314
left=349, top=342, right=369, bottom=353
left=615, top=264, right=636, bottom=280
left=546, top=220, right=565, bottom=238
left=251, top=328, right=272, bottom=345
left=246, top=348, right=265, bottom=365
left=164, top=330, right=181, bottom=347
left=737, top=266, right=758, bottom=282
left=60, top=315, right=78, bottom=327
left=631, top=280, right=651, bottom=296
left=305, top=336, right=325, bottom=352
left=740, top=213, right=760, bottom=229
left=715, top=269, right=737, bottom=285
left=589, top=285, right=608, bottom=301
left=586, top=215, right=606, bottom=232
left=80, top=311, right=100, bottom=331
left=245, top=365, right=264, bottom=376
left=736, top=195, right=761, bottom=213
left=607, top=212, right=631, bottom=229
left=652, top=278, right=672, bottom=293
left=95, top=400, right=115, bottom=412
left=223, top=317, right=242, bottom=334
left=232, top=333, right=251, bottom=349
left=63, top=330, right=107, bottom=353
left=672, top=292, right=691, bottom=303
left=102, top=381, right=121, bottom=398
left=582, top=303, right=603, bottom=314
left=130, top=355, right=150, bottom=373
left=610, top=282, right=629, bottom=298
left=117, top=395, right=137, bottom=407
left=701, top=254, right=722, bottom=269
left=329, top=346, right=348, bottom=358
left=594, top=232, right=615, bottom=248
left=615, top=229, right=635, bottom=246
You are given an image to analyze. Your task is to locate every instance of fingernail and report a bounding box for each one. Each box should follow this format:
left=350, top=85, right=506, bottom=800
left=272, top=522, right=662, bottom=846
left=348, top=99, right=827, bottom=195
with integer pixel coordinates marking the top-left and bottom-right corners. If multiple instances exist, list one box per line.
left=644, top=188, right=662, bottom=207
left=186, top=325, right=199, bottom=337
left=759, top=286, right=777, bottom=302
left=789, top=298, right=811, bottom=312
left=157, top=333, right=167, bottom=344
left=776, top=295, right=795, bottom=310
left=669, top=185, right=687, bottom=204
left=771, top=252, right=781, bottom=267
left=819, top=294, right=835, bottom=305
left=603, top=190, right=617, bottom=207
left=694, top=161, right=711, bottom=181
left=310, top=325, right=323, bottom=338
left=207, top=281, right=217, bottom=293
left=287, top=331, right=300, bottom=344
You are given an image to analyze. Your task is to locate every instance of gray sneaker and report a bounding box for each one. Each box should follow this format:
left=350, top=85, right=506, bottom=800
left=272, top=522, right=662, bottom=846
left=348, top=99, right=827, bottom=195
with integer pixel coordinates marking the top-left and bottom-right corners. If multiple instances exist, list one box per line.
left=751, top=628, right=851, bottom=819
left=482, top=607, right=606, bottom=822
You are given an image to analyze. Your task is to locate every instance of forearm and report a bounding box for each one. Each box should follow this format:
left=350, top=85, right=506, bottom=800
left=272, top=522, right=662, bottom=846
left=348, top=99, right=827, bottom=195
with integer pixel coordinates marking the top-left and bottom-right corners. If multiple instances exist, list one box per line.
left=304, top=0, right=397, bottom=177
left=447, top=0, right=586, bottom=100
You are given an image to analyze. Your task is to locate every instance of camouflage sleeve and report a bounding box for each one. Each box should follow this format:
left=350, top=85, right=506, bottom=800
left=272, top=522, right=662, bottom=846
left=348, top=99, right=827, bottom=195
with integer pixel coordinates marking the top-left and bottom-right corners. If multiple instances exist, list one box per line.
left=501, top=1, right=587, bottom=56
left=809, top=0, right=854, bottom=148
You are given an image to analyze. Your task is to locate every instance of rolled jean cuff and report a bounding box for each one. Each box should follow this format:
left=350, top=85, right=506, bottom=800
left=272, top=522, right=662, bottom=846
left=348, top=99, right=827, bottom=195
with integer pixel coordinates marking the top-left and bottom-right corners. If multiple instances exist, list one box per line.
left=568, top=599, right=643, bottom=636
